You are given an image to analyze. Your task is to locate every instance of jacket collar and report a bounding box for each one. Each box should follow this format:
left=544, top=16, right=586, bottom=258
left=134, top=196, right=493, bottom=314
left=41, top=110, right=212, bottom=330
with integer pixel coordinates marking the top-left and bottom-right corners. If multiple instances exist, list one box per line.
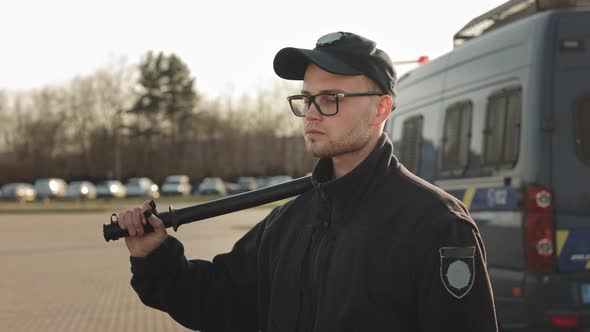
left=310, top=133, right=396, bottom=207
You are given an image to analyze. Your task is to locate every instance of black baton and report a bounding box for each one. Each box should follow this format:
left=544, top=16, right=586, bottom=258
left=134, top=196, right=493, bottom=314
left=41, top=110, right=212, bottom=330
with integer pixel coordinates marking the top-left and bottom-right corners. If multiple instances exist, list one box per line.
left=103, top=175, right=313, bottom=242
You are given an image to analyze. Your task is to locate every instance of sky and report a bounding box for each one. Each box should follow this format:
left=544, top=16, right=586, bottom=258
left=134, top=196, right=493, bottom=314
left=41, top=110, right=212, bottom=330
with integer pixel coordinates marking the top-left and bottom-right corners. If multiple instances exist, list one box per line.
left=0, top=0, right=508, bottom=100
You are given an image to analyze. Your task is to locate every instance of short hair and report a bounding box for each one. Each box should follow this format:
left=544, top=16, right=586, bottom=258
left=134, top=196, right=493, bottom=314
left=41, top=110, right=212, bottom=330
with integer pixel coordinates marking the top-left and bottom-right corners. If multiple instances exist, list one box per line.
left=367, top=78, right=397, bottom=108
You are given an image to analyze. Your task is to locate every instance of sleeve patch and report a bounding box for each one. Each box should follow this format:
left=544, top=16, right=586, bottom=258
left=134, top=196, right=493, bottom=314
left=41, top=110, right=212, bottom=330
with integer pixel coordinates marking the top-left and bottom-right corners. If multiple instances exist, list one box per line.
left=439, top=246, right=476, bottom=299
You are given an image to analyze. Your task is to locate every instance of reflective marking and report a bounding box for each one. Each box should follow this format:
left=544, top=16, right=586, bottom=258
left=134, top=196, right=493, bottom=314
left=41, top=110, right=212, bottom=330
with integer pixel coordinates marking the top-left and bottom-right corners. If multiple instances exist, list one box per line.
left=586, top=260, right=590, bottom=270
left=470, top=211, right=521, bottom=227
left=556, top=230, right=569, bottom=257
left=462, top=187, right=475, bottom=210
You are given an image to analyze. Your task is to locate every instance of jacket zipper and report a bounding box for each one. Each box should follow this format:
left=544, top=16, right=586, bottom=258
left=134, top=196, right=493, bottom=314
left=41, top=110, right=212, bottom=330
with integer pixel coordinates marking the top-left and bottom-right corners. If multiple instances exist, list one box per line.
left=309, top=198, right=331, bottom=331
left=312, top=231, right=328, bottom=282
left=309, top=229, right=328, bottom=331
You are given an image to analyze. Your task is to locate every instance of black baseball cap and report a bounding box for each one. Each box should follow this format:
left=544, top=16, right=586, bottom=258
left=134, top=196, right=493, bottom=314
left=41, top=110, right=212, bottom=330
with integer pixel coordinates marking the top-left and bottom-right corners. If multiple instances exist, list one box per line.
left=273, top=32, right=397, bottom=96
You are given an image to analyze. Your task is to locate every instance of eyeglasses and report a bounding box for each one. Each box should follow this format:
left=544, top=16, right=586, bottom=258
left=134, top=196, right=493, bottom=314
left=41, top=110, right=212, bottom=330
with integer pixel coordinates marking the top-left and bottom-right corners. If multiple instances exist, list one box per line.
left=287, top=92, right=385, bottom=117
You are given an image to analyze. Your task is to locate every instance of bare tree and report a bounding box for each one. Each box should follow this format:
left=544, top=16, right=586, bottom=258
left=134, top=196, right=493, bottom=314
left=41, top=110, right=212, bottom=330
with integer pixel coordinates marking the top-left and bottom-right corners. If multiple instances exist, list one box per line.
left=93, top=59, right=136, bottom=180
left=0, top=90, right=8, bottom=151
left=62, top=75, right=104, bottom=178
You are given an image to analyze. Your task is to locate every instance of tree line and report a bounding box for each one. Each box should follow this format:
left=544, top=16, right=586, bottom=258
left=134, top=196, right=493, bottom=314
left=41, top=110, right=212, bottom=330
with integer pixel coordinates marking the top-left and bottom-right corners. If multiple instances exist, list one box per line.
left=0, top=52, right=315, bottom=185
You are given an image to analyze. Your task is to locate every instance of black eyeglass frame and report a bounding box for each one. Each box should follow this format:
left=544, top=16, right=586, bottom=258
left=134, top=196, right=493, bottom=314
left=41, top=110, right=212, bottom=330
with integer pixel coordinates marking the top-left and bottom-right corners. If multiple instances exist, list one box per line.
left=287, top=92, right=388, bottom=117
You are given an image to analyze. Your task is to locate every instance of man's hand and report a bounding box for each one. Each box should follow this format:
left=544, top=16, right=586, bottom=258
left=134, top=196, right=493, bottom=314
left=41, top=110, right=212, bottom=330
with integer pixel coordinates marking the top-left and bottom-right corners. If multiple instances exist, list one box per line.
left=117, top=200, right=168, bottom=257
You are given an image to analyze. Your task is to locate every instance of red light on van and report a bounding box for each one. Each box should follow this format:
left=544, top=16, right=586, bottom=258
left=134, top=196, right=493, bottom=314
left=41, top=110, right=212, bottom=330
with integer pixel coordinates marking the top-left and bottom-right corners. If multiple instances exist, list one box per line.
left=525, top=186, right=552, bottom=212
left=417, top=56, right=430, bottom=64
left=511, top=287, right=523, bottom=297
left=551, top=315, right=579, bottom=328
left=524, top=186, right=554, bottom=273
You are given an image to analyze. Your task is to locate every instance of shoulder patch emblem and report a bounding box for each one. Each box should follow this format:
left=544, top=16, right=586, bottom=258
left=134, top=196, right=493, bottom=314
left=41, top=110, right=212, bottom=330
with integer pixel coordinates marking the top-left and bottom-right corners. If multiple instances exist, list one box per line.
left=439, top=246, right=475, bottom=299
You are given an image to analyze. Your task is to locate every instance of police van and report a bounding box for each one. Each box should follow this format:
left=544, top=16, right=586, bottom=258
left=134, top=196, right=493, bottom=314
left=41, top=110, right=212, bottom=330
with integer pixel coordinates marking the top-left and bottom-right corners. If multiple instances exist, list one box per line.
left=385, top=0, right=590, bottom=330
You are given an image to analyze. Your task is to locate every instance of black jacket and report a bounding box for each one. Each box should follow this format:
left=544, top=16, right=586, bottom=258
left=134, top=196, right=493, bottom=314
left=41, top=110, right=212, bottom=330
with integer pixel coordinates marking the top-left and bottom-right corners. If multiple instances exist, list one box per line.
left=130, top=134, right=498, bottom=331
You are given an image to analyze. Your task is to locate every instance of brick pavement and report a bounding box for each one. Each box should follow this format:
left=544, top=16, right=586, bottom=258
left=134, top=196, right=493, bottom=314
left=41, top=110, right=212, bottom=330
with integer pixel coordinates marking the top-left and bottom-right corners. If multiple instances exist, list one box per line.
left=0, top=207, right=269, bottom=332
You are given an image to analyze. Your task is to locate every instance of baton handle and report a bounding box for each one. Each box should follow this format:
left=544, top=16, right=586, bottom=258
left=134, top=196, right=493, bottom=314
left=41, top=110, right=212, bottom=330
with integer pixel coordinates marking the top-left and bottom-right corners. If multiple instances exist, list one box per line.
left=103, top=201, right=171, bottom=242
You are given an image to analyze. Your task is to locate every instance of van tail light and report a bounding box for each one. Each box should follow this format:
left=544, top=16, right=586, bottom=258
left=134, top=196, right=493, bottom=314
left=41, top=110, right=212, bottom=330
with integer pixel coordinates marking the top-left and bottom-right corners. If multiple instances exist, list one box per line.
left=524, top=185, right=554, bottom=273
left=551, top=315, right=579, bottom=328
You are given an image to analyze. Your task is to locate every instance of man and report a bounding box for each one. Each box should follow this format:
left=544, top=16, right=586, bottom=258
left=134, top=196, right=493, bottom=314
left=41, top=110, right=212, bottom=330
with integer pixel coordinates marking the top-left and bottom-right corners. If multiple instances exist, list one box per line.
left=118, top=32, right=498, bottom=331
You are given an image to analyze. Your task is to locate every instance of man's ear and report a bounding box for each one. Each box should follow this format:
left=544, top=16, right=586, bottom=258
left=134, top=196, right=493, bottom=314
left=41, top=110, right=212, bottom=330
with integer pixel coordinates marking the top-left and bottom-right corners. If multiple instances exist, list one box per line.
left=372, top=95, right=393, bottom=126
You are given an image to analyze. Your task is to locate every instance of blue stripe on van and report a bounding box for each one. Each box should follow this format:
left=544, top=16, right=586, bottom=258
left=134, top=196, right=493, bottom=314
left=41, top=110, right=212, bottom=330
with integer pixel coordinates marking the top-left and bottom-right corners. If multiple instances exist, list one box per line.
left=446, top=187, right=519, bottom=211
left=556, top=229, right=590, bottom=271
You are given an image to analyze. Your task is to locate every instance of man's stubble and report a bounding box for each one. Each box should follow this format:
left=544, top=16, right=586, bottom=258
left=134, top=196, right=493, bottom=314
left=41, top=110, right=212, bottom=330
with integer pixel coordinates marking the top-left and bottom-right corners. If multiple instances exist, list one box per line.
left=304, top=111, right=373, bottom=159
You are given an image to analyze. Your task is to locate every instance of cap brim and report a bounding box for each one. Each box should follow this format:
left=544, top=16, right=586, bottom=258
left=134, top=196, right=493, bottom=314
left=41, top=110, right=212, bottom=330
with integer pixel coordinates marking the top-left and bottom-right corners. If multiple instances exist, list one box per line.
left=273, top=47, right=363, bottom=80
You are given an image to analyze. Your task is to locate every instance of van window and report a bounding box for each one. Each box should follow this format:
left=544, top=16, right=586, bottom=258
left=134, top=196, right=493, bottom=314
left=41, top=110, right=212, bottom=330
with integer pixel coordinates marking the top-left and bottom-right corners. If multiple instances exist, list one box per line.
left=400, top=115, right=423, bottom=174
left=441, top=102, right=472, bottom=174
left=483, top=88, right=522, bottom=167
left=574, top=94, right=590, bottom=165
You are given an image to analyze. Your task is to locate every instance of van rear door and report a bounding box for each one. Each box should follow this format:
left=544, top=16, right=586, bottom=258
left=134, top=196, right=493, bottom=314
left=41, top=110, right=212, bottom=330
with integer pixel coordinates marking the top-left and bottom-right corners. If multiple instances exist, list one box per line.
left=550, top=11, right=590, bottom=276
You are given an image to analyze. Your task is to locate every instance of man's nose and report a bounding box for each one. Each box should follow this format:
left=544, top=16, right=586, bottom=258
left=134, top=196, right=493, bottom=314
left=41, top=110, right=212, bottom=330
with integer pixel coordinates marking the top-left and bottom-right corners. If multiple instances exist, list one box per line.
left=305, top=102, right=322, bottom=120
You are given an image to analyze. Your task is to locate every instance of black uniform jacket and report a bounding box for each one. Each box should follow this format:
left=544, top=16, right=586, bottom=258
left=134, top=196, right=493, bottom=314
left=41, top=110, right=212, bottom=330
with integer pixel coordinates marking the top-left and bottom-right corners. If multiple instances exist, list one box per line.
left=130, top=134, right=498, bottom=332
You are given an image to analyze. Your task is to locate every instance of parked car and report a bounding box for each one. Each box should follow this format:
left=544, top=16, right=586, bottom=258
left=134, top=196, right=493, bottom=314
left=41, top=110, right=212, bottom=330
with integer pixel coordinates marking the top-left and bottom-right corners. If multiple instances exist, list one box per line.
left=198, top=177, right=226, bottom=195
left=223, top=181, right=240, bottom=195
left=125, top=177, right=159, bottom=198
left=34, top=178, right=67, bottom=199
left=268, top=175, right=293, bottom=186
left=161, top=175, right=191, bottom=196
left=96, top=180, right=126, bottom=198
left=255, top=176, right=272, bottom=188
left=237, top=176, right=257, bottom=193
left=1, top=183, right=36, bottom=202
left=66, top=181, right=97, bottom=200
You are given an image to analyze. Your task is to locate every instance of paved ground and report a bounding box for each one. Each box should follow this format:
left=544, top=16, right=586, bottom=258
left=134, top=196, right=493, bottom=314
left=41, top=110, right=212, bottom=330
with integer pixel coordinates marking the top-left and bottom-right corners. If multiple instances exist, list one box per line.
left=0, top=206, right=269, bottom=332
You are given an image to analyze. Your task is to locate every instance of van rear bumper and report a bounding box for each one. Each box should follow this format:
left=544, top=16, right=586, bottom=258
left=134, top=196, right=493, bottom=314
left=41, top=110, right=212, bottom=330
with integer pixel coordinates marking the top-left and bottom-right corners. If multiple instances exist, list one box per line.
left=513, top=272, right=590, bottom=331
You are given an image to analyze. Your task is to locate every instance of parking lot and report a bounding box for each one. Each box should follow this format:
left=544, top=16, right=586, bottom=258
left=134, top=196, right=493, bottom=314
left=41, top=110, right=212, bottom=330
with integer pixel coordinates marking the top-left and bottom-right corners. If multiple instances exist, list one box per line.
left=0, top=207, right=268, bottom=332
